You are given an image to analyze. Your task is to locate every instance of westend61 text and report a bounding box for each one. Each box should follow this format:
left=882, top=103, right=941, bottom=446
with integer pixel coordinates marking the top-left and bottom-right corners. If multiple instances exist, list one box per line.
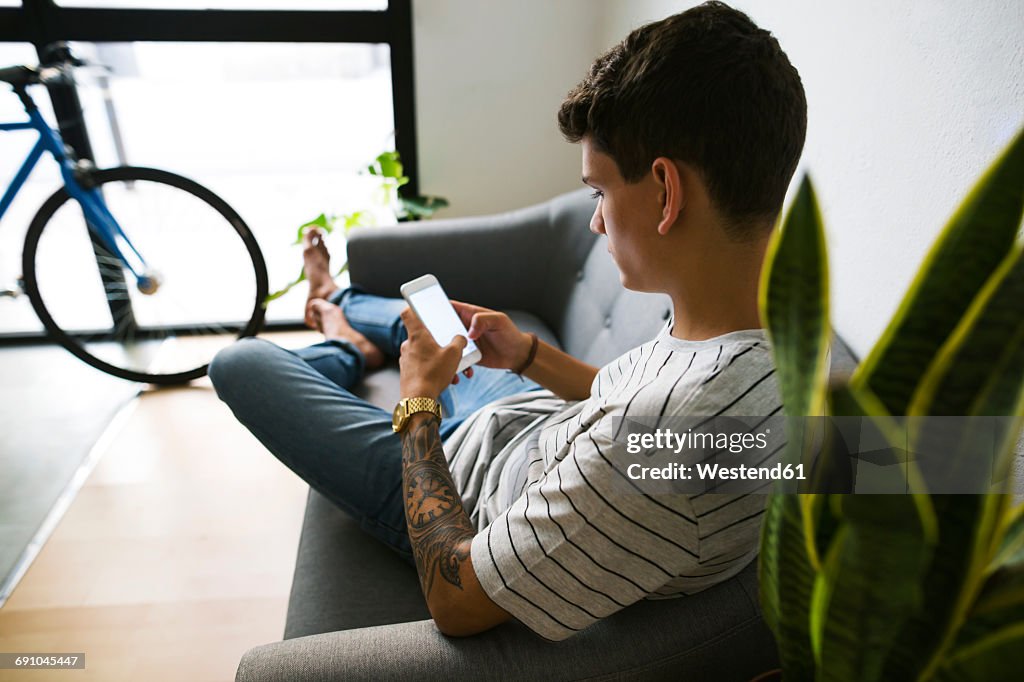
left=626, top=462, right=806, bottom=481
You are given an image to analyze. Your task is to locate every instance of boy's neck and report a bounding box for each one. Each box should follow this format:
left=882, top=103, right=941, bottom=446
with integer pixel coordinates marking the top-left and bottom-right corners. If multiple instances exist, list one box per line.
left=665, top=234, right=768, bottom=342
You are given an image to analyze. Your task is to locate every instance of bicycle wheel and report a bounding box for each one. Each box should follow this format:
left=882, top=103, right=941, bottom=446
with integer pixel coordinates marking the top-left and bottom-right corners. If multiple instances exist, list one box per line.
left=23, top=166, right=268, bottom=384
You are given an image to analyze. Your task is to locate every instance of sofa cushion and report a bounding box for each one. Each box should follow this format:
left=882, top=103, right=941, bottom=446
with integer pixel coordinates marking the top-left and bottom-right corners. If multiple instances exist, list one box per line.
left=268, top=515, right=777, bottom=680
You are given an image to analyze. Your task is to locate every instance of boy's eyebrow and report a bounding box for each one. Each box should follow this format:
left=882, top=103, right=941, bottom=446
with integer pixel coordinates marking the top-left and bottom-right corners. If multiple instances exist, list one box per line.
left=581, top=175, right=594, bottom=185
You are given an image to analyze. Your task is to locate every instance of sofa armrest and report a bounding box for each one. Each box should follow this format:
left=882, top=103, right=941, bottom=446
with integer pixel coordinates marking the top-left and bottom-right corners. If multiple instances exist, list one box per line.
left=346, top=189, right=596, bottom=318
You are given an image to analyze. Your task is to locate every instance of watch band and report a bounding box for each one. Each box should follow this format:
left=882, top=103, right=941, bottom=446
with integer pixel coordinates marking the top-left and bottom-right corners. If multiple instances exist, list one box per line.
left=404, top=397, right=441, bottom=419
left=393, top=396, right=442, bottom=433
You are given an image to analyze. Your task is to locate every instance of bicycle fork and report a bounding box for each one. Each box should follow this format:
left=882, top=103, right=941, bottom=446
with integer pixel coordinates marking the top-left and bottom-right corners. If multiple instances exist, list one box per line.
left=63, top=162, right=161, bottom=296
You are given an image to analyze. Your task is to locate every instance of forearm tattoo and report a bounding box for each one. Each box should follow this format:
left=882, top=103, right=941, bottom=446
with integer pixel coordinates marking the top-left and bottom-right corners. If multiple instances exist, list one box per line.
left=400, top=416, right=476, bottom=598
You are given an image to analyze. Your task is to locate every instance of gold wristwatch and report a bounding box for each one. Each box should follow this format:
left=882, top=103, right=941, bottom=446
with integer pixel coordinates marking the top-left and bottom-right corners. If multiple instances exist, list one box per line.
left=392, top=397, right=442, bottom=433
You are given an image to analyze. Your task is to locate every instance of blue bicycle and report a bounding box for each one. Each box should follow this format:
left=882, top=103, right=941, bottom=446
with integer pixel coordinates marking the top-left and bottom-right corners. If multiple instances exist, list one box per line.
left=1, top=58, right=268, bottom=384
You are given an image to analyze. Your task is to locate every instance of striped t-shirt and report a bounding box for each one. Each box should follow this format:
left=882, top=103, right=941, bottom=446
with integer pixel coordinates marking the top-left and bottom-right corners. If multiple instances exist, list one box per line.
left=443, top=323, right=782, bottom=641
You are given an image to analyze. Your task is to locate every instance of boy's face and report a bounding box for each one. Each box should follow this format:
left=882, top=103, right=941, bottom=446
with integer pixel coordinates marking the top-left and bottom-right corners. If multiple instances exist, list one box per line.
left=581, top=137, right=664, bottom=292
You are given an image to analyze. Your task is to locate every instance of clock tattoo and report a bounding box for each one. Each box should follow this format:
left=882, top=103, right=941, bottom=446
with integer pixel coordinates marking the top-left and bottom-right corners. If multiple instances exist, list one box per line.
left=400, top=416, right=476, bottom=597
left=406, top=469, right=457, bottom=528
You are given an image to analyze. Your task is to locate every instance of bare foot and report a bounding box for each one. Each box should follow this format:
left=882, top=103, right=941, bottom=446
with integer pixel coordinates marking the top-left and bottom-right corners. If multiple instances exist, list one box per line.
left=308, top=299, right=385, bottom=370
left=303, top=227, right=340, bottom=328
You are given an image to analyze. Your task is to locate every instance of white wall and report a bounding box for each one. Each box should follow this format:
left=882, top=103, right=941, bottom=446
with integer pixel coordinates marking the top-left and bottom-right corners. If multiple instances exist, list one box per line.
left=412, top=0, right=603, bottom=218
left=593, top=0, right=1024, bottom=358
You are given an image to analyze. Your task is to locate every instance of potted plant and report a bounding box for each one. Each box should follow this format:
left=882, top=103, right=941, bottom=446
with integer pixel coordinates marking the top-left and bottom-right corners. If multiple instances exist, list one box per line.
left=265, top=150, right=448, bottom=303
left=756, top=127, right=1024, bottom=680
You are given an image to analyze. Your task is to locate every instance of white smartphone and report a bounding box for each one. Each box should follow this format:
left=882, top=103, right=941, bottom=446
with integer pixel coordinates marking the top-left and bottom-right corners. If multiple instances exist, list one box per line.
left=400, top=274, right=483, bottom=374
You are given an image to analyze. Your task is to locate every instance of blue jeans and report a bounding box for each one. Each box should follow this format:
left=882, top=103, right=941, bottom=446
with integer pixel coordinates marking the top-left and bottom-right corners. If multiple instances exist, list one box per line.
left=208, top=287, right=541, bottom=563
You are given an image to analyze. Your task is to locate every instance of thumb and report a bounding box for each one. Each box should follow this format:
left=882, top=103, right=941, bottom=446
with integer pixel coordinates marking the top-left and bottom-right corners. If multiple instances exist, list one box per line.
left=468, top=312, right=503, bottom=339
left=447, top=334, right=468, bottom=354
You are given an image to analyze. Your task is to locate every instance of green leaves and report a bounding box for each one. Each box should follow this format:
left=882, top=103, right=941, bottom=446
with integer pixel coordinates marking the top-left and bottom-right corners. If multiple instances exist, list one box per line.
left=292, top=213, right=334, bottom=245
left=265, top=150, right=449, bottom=306
left=267, top=211, right=365, bottom=303
left=928, top=501, right=1024, bottom=681
left=814, top=495, right=933, bottom=682
left=759, top=127, right=1024, bottom=681
left=367, top=150, right=410, bottom=187
left=760, top=493, right=819, bottom=679
left=399, top=194, right=450, bottom=220
left=759, top=175, right=831, bottom=420
left=758, top=175, right=833, bottom=679
left=853, top=128, right=1024, bottom=416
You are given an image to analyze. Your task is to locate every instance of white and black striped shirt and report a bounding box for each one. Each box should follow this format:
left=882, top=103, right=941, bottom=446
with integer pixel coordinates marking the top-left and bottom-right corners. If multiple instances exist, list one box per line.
left=443, top=324, right=781, bottom=641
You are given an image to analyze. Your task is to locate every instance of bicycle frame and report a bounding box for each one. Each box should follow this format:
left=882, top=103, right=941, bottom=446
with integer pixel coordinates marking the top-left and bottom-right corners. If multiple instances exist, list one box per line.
left=0, top=88, right=149, bottom=283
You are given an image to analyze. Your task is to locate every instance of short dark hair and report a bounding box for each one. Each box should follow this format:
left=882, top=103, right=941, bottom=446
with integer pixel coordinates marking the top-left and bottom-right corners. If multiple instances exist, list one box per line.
left=558, top=1, right=807, bottom=235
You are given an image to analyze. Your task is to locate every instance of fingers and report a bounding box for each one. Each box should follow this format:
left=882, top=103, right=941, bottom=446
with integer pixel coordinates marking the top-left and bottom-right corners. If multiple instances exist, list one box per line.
left=399, top=306, right=426, bottom=336
left=468, top=312, right=506, bottom=339
left=451, top=300, right=489, bottom=327
left=439, top=334, right=468, bottom=367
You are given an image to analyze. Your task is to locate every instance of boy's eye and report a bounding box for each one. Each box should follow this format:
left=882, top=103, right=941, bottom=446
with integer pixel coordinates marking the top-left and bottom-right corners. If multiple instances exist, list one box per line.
left=590, top=190, right=604, bottom=200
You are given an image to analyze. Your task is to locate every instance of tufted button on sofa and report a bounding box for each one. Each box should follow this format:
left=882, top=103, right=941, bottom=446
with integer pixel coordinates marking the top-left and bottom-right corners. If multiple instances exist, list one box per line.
left=234, top=189, right=857, bottom=681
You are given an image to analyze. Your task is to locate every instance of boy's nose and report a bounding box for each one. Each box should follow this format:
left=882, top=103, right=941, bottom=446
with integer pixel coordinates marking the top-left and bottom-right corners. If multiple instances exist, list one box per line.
left=590, top=204, right=605, bottom=234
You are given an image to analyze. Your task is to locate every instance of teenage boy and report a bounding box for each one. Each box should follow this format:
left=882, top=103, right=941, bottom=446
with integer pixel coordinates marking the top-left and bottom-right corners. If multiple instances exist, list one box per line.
left=210, top=1, right=806, bottom=641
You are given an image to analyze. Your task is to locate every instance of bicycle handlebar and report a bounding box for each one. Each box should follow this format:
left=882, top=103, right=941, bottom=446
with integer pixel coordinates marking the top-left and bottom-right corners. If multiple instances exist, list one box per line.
left=1, top=42, right=106, bottom=89
left=0, top=58, right=110, bottom=90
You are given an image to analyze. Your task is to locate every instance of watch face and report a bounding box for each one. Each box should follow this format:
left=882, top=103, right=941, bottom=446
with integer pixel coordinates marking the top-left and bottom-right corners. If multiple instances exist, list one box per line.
left=392, top=401, right=405, bottom=430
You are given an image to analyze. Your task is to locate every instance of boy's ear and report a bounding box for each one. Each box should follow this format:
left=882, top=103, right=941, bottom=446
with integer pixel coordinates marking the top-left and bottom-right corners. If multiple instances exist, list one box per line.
left=651, top=157, right=684, bottom=236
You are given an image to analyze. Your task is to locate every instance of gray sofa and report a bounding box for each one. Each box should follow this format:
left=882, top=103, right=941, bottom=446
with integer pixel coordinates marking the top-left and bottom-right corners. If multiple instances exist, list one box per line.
left=236, top=189, right=818, bottom=681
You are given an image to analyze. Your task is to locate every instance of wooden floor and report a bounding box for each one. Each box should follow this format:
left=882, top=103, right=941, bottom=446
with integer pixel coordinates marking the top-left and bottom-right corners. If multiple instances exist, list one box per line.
left=0, top=333, right=318, bottom=681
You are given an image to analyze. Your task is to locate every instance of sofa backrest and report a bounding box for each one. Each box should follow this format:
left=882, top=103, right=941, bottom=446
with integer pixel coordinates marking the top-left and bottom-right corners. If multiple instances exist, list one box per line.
left=539, top=190, right=673, bottom=366
left=537, top=190, right=860, bottom=375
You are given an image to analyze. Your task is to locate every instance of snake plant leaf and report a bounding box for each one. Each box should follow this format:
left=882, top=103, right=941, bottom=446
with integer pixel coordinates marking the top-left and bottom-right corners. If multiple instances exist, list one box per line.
left=814, top=494, right=933, bottom=682
left=954, top=562, right=1024, bottom=649
left=932, top=556, right=1024, bottom=682
left=759, top=493, right=818, bottom=679
left=798, top=385, right=935, bottom=681
left=852, top=128, right=1024, bottom=415
left=759, top=174, right=831, bottom=420
left=909, top=244, right=1024, bottom=419
left=880, top=494, right=1008, bottom=681
left=937, top=503, right=1024, bottom=659
left=758, top=175, right=830, bottom=679
left=903, top=245, right=1024, bottom=502
left=993, top=504, right=1024, bottom=568
left=930, top=621, right=1024, bottom=681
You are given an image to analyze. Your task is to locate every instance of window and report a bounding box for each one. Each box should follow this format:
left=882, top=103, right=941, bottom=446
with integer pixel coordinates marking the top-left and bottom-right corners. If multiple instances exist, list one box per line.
left=0, top=0, right=416, bottom=334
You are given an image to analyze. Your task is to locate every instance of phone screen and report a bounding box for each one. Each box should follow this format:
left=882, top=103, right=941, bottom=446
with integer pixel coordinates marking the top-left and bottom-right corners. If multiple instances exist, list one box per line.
left=408, top=284, right=479, bottom=357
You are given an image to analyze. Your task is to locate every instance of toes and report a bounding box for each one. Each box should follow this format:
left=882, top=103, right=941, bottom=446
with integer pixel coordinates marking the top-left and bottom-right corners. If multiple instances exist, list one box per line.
left=303, top=227, right=324, bottom=248
left=305, top=298, right=326, bottom=329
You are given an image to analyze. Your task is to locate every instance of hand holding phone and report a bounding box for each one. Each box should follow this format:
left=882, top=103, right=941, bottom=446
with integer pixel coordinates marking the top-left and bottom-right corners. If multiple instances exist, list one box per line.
left=451, top=300, right=533, bottom=371
left=401, top=274, right=483, bottom=373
